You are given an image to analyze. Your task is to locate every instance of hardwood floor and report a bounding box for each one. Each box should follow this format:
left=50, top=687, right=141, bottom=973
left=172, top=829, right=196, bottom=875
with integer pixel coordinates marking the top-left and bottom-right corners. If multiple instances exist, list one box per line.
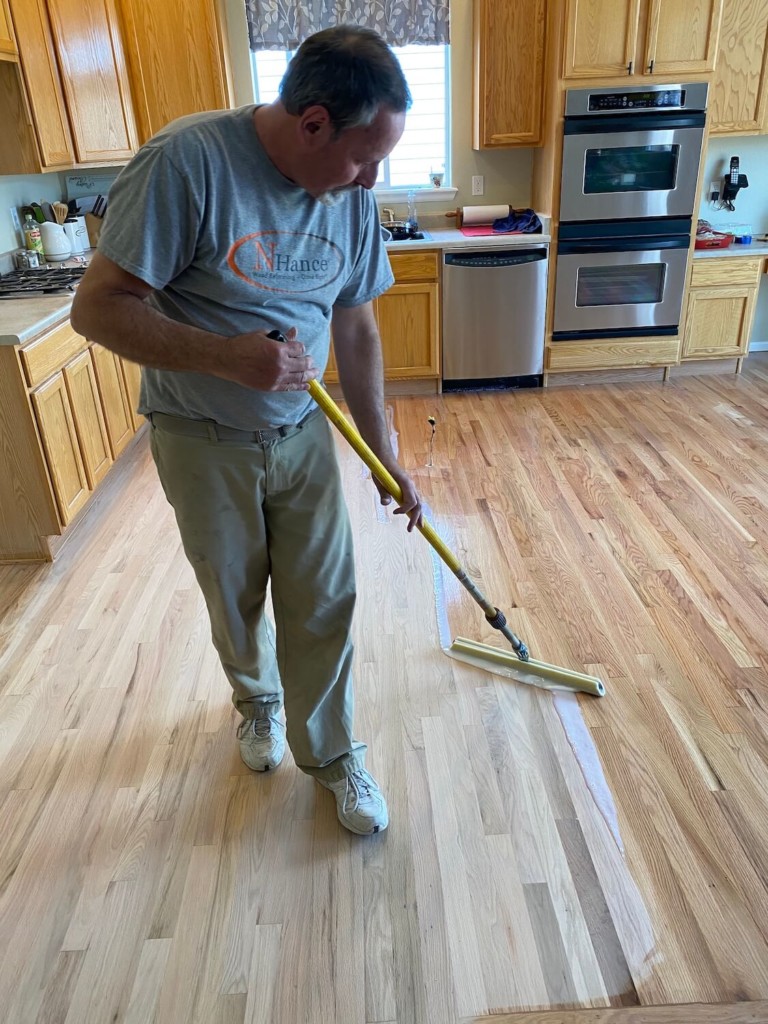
left=1, top=356, right=767, bottom=1024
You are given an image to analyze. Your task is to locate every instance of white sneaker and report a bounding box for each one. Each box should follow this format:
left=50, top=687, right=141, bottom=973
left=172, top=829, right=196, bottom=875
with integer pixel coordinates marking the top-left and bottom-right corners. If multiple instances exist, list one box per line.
left=238, top=714, right=286, bottom=772
left=320, top=769, right=389, bottom=835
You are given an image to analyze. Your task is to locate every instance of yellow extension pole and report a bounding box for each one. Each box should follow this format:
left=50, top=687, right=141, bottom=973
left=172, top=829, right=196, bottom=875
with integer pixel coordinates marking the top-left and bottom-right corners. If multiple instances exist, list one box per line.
left=307, top=379, right=606, bottom=698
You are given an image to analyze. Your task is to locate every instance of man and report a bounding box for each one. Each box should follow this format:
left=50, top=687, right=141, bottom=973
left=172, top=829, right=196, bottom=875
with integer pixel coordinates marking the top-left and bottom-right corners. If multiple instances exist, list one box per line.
left=71, top=26, right=422, bottom=836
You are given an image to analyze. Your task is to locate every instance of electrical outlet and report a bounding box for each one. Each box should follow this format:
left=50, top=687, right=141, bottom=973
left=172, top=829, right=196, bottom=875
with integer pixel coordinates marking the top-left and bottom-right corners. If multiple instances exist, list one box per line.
left=709, top=180, right=720, bottom=201
left=9, top=206, right=22, bottom=242
left=472, top=175, right=484, bottom=196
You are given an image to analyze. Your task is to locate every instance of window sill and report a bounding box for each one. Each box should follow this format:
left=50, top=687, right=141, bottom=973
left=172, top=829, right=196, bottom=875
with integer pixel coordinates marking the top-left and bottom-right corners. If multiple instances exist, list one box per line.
left=374, top=187, right=458, bottom=204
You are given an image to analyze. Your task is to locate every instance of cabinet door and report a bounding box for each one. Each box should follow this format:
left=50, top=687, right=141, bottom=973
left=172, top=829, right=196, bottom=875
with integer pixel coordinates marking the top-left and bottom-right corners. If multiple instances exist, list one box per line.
left=682, top=285, right=758, bottom=358
left=117, top=0, right=231, bottom=144
left=710, top=0, right=768, bottom=134
left=31, top=372, right=90, bottom=525
left=120, top=357, right=143, bottom=431
left=644, top=0, right=722, bottom=75
left=46, top=0, right=138, bottom=163
left=563, top=0, right=641, bottom=78
left=0, top=0, right=18, bottom=58
left=91, top=344, right=134, bottom=457
left=375, top=283, right=440, bottom=378
left=473, top=0, right=546, bottom=147
left=64, top=349, right=113, bottom=488
left=7, top=0, right=75, bottom=168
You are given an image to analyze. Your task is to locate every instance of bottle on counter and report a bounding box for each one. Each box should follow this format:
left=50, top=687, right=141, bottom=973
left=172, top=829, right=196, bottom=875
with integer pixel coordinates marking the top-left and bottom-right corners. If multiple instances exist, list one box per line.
left=23, top=214, right=44, bottom=259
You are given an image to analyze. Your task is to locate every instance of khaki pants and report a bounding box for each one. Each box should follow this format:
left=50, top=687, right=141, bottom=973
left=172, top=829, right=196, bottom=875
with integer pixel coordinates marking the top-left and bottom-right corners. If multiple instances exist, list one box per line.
left=149, top=409, right=367, bottom=783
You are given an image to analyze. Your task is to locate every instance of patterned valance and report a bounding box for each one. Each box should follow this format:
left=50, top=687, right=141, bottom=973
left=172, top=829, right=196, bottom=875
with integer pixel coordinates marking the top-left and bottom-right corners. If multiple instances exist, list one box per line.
left=245, top=1, right=450, bottom=51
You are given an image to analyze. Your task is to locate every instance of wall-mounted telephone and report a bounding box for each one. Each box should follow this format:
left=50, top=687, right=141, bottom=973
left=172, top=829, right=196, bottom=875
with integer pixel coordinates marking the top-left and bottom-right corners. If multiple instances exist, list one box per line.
left=721, top=156, right=749, bottom=210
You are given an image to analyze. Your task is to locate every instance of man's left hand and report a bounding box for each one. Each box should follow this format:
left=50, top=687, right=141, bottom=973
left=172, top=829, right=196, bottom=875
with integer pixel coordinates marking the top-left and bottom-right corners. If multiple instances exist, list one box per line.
left=373, top=466, right=423, bottom=532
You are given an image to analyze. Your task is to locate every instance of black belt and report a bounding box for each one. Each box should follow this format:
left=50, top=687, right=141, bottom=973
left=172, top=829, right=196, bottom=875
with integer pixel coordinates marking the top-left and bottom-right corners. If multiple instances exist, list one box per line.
left=149, top=410, right=316, bottom=444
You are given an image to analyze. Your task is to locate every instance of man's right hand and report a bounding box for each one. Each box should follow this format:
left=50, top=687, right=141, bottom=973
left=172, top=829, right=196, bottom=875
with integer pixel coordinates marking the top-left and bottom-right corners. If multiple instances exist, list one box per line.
left=218, top=327, right=318, bottom=392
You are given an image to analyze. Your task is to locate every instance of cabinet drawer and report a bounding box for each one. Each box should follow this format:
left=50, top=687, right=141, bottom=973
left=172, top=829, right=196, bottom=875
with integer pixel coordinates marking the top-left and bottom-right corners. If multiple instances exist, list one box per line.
left=388, top=250, right=439, bottom=284
left=21, top=319, right=88, bottom=388
left=691, top=257, right=764, bottom=289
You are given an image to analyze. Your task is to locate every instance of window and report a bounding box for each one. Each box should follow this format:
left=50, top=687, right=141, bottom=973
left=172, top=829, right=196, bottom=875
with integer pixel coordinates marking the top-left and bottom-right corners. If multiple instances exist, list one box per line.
left=251, top=45, right=450, bottom=192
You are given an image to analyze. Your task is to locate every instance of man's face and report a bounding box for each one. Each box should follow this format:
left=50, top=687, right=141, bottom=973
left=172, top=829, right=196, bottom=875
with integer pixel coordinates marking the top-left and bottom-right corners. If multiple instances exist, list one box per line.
left=296, top=106, right=405, bottom=199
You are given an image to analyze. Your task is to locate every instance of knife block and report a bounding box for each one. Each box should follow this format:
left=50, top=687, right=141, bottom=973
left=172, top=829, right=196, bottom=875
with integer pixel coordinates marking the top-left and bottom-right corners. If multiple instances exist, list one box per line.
left=85, top=212, right=103, bottom=248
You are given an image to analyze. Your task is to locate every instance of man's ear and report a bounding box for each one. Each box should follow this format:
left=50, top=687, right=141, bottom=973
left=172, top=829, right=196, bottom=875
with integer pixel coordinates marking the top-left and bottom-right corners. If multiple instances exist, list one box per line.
left=298, top=105, right=333, bottom=146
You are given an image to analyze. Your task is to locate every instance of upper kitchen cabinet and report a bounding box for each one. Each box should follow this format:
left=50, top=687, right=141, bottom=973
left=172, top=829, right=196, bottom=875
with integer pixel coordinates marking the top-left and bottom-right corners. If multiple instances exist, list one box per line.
left=3, top=0, right=137, bottom=171
left=563, top=0, right=723, bottom=79
left=709, top=0, right=768, bottom=134
left=473, top=0, right=546, bottom=147
left=117, top=0, right=232, bottom=144
left=0, top=0, right=18, bottom=59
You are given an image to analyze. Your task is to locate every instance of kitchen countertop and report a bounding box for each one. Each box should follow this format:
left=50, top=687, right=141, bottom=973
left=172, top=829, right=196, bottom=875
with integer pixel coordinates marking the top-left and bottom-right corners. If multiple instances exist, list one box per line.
left=694, top=242, right=768, bottom=259
left=1, top=221, right=552, bottom=346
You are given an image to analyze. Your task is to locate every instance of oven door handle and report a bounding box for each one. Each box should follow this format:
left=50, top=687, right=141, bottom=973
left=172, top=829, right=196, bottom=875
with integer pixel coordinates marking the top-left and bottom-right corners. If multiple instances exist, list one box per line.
left=564, top=112, right=706, bottom=134
left=558, top=237, right=690, bottom=255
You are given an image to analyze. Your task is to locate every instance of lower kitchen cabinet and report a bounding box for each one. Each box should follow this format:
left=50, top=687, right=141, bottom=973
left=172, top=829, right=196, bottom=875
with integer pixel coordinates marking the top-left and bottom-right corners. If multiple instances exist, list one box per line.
left=120, top=356, right=143, bottom=430
left=325, top=248, right=440, bottom=387
left=682, top=256, right=763, bottom=359
left=30, top=370, right=90, bottom=524
left=0, top=318, right=144, bottom=562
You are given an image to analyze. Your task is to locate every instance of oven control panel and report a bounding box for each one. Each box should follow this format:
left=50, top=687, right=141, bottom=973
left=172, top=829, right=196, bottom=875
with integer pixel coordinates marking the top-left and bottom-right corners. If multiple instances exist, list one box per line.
left=588, top=89, right=685, bottom=111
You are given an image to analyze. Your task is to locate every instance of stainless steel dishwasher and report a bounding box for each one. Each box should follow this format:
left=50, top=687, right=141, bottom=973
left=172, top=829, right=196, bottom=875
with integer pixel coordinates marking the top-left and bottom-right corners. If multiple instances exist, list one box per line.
left=442, top=246, right=548, bottom=390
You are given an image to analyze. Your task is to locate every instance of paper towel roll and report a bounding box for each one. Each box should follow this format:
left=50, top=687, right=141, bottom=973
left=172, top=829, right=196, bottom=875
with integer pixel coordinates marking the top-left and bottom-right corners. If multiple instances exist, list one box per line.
left=461, top=204, right=510, bottom=226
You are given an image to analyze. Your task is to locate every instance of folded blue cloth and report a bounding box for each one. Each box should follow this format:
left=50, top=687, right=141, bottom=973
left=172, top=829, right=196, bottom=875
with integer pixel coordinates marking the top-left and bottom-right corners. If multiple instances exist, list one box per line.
left=492, top=208, right=542, bottom=234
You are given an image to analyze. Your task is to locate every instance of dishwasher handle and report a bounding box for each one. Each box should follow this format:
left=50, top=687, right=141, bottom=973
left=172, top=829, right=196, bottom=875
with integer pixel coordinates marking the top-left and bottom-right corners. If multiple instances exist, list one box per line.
left=444, top=250, right=547, bottom=269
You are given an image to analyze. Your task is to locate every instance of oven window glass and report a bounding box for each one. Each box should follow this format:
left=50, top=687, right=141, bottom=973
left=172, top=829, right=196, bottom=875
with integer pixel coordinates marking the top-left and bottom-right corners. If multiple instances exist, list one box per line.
left=576, top=264, right=666, bottom=306
left=584, top=145, right=679, bottom=193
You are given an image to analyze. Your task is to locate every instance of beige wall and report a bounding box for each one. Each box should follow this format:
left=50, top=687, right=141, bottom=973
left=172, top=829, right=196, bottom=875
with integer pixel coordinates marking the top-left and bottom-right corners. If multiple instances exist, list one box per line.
left=220, top=0, right=534, bottom=215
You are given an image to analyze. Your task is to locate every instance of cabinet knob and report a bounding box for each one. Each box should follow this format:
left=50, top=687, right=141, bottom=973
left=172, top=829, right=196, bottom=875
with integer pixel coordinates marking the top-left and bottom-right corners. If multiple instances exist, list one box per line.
left=648, top=59, right=655, bottom=73
left=627, top=60, right=633, bottom=75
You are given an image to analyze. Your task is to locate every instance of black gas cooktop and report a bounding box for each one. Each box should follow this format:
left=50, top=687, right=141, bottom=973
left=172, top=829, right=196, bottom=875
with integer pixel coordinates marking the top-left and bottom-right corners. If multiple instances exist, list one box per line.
left=0, top=266, right=87, bottom=299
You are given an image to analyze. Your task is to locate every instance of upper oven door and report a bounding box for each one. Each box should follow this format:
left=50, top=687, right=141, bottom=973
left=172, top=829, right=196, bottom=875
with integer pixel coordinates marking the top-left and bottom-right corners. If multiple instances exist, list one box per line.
left=560, top=117, right=705, bottom=222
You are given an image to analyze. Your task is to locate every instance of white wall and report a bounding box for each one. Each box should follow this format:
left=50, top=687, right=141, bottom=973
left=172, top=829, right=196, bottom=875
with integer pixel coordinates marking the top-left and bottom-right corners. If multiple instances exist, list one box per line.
left=220, top=0, right=534, bottom=219
left=698, top=135, right=768, bottom=345
left=0, top=173, right=65, bottom=255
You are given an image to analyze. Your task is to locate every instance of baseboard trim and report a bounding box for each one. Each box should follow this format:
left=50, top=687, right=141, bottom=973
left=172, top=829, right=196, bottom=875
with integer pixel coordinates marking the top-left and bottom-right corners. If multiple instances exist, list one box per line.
left=749, top=340, right=768, bottom=352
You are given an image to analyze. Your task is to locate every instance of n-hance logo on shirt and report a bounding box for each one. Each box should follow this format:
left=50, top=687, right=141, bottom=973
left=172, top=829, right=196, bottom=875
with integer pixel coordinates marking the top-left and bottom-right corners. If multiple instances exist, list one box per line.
left=228, top=231, right=344, bottom=294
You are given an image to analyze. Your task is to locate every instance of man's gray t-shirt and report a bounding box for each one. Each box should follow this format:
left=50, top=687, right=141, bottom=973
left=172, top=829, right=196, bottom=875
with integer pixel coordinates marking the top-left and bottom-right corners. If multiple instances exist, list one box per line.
left=97, top=105, right=394, bottom=429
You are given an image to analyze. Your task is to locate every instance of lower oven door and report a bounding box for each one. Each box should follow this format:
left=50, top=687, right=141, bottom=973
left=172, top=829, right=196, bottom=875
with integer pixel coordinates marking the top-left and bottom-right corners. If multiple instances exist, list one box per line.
left=553, top=238, right=689, bottom=339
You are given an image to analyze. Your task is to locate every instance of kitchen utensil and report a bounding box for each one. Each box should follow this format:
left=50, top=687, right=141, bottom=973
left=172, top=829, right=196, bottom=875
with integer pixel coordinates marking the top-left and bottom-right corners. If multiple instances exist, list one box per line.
left=53, top=202, right=69, bottom=225
left=41, top=202, right=56, bottom=222
left=39, top=222, right=72, bottom=262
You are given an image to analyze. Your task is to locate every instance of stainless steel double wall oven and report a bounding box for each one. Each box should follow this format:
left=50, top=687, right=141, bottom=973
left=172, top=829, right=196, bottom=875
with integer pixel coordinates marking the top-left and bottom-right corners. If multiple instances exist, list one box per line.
left=554, top=82, right=708, bottom=340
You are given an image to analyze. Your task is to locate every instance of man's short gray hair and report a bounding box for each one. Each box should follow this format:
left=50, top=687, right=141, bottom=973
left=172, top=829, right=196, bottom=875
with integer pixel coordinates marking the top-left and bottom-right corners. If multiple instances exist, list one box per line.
left=280, top=26, right=411, bottom=135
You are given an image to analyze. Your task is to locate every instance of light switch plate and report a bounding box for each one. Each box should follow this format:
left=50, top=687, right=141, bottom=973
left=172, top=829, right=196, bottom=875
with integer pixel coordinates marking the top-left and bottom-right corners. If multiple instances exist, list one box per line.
left=472, top=175, right=484, bottom=196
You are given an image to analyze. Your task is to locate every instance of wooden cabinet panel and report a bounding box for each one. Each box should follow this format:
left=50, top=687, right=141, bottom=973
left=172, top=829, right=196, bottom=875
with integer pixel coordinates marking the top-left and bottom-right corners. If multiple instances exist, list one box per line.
left=0, top=0, right=18, bottom=58
left=710, top=0, right=768, bottom=134
left=117, top=0, right=231, bottom=144
left=473, top=0, right=546, bottom=147
left=644, top=0, right=722, bottom=75
left=64, top=350, right=113, bottom=488
left=46, top=0, right=137, bottom=163
left=690, top=256, right=763, bottom=288
left=21, top=319, right=88, bottom=388
left=683, top=284, right=758, bottom=358
left=7, top=0, right=75, bottom=168
left=547, top=337, right=680, bottom=370
left=564, top=0, right=641, bottom=78
left=376, top=283, right=440, bottom=378
left=388, top=250, right=439, bottom=284
left=120, top=357, right=143, bottom=430
left=91, top=344, right=134, bottom=457
left=31, top=372, right=89, bottom=525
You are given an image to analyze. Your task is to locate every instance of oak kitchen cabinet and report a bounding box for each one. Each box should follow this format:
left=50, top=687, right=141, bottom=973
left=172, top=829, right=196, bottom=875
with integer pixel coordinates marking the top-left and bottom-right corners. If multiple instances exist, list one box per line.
left=709, top=0, right=768, bottom=134
left=0, top=0, right=229, bottom=173
left=473, top=0, right=547, bottom=148
left=563, top=0, right=723, bottom=79
left=682, top=257, right=763, bottom=360
left=325, top=250, right=440, bottom=386
left=0, top=0, right=17, bottom=59
left=117, top=0, right=231, bottom=145
left=0, top=320, right=144, bottom=562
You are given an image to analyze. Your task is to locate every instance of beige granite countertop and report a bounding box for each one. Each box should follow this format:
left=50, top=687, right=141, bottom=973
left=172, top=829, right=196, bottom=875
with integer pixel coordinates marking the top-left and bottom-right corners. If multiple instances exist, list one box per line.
left=694, top=242, right=768, bottom=259
left=1, top=221, right=551, bottom=347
